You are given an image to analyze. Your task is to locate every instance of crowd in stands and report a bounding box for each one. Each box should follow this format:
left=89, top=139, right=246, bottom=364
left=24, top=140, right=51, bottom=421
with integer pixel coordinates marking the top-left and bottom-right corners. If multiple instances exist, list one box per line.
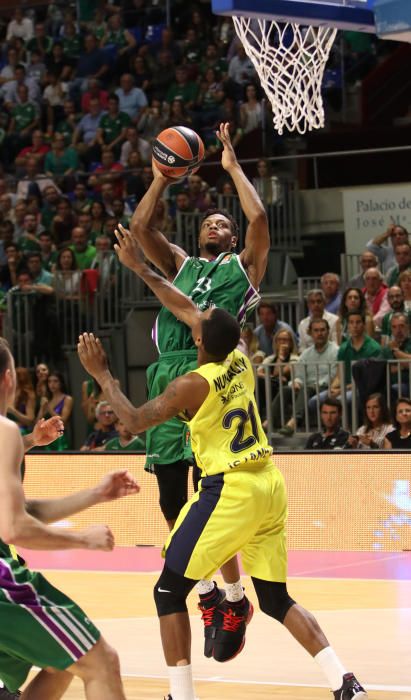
left=0, top=3, right=407, bottom=450
left=244, top=223, right=411, bottom=449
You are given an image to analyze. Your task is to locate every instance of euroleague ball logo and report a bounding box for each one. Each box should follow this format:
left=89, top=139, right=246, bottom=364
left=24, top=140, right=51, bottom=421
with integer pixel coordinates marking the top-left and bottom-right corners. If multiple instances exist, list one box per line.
left=167, top=155, right=175, bottom=164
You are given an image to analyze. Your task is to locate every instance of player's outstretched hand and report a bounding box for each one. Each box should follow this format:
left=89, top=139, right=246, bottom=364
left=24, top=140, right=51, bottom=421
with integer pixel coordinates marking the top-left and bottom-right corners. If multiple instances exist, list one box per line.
left=32, top=416, right=64, bottom=447
left=82, top=525, right=115, bottom=551
left=78, top=333, right=108, bottom=380
left=216, top=122, right=238, bottom=171
left=114, top=224, right=146, bottom=273
left=96, top=469, right=140, bottom=502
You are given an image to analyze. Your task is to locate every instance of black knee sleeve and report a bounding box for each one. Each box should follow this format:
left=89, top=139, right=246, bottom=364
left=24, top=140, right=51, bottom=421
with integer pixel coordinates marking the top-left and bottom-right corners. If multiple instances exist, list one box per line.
left=153, top=461, right=190, bottom=521
left=252, top=578, right=296, bottom=623
left=153, top=566, right=197, bottom=617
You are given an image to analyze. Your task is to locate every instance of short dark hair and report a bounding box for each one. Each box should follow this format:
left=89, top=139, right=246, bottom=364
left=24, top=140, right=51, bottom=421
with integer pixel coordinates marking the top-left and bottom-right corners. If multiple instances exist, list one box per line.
left=108, top=93, right=119, bottom=103
left=308, top=317, right=329, bottom=332
left=346, top=311, right=365, bottom=323
left=200, top=208, right=239, bottom=239
left=0, top=338, right=11, bottom=378
left=320, top=396, right=342, bottom=413
left=201, top=308, right=240, bottom=360
left=258, top=301, right=279, bottom=315
left=26, top=252, right=41, bottom=262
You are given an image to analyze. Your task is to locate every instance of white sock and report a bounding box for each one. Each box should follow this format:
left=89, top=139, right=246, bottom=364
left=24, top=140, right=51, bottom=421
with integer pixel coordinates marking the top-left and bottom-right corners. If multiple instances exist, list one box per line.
left=315, top=646, right=347, bottom=691
left=196, top=579, right=215, bottom=595
left=168, top=664, right=196, bottom=700
left=225, top=580, right=244, bottom=602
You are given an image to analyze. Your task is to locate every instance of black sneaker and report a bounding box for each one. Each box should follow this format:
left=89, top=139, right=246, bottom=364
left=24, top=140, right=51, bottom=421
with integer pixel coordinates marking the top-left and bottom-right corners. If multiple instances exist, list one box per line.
left=333, top=673, right=367, bottom=700
left=206, top=595, right=254, bottom=662
left=198, top=584, right=226, bottom=658
left=0, top=690, right=21, bottom=699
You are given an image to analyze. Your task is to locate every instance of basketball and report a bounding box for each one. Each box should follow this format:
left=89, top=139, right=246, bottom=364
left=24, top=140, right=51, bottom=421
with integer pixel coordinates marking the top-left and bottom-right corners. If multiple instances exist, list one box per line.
left=152, top=126, right=205, bottom=178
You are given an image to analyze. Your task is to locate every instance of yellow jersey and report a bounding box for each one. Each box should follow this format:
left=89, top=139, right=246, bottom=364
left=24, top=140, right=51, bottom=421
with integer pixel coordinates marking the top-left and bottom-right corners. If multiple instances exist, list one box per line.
left=187, top=348, right=273, bottom=476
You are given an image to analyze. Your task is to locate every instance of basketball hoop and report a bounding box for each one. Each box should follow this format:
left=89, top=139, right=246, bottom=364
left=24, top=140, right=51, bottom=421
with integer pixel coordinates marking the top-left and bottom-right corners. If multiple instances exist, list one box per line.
left=232, top=17, right=337, bottom=135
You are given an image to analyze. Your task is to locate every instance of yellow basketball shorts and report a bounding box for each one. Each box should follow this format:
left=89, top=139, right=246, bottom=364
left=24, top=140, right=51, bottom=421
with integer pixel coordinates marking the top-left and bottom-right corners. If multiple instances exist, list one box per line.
left=163, top=463, right=288, bottom=582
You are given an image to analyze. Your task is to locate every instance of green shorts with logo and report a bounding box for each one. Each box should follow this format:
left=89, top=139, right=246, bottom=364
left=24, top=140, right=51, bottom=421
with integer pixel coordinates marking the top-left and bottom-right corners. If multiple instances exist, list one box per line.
left=145, top=350, right=198, bottom=471
left=0, top=550, right=100, bottom=692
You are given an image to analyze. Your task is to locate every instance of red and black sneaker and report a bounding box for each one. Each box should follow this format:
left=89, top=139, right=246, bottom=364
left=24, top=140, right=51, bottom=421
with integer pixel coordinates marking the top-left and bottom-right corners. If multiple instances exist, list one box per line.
left=333, top=673, right=367, bottom=700
left=206, top=595, right=254, bottom=663
left=198, top=585, right=226, bottom=658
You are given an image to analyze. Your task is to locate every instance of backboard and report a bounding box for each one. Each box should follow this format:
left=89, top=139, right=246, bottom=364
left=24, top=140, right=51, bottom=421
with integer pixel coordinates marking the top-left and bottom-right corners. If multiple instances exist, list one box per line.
left=212, top=0, right=376, bottom=32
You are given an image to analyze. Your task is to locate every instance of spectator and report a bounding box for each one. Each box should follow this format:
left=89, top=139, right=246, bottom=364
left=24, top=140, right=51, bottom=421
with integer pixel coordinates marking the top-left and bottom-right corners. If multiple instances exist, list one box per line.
left=81, top=376, right=104, bottom=431
left=398, top=269, right=411, bottom=312
left=335, top=287, right=374, bottom=344
left=54, top=99, right=79, bottom=146
left=3, top=84, right=40, bottom=167
left=166, top=65, right=199, bottom=111
left=239, top=83, right=263, bottom=134
left=150, top=50, right=177, bottom=102
left=90, top=201, right=107, bottom=241
left=256, top=328, right=299, bottom=420
left=328, top=312, right=382, bottom=408
left=73, top=96, right=105, bottom=166
left=305, top=397, right=350, bottom=449
left=89, top=150, right=124, bottom=199
left=26, top=48, right=47, bottom=86
left=119, top=126, right=151, bottom=166
left=298, top=289, right=338, bottom=351
left=15, top=130, right=50, bottom=170
left=17, top=213, right=42, bottom=254
left=53, top=247, right=82, bottom=299
left=26, top=252, right=54, bottom=287
left=81, top=78, right=109, bottom=113
left=69, top=33, right=109, bottom=101
left=138, top=97, right=168, bottom=142
left=43, top=72, right=68, bottom=132
left=100, top=14, right=137, bottom=73
left=81, top=400, right=118, bottom=450
left=253, top=301, right=296, bottom=358
left=383, top=398, right=411, bottom=449
left=69, top=227, right=97, bottom=270
left=96, top=93, right=131, bottom=158
left=26, top=21, right=53, bottom=59
left=0, top=243, right=21, bottom=290
left=44, top=133, right=79, bottom=188
left=16, top=158, right=57, bottom=200
left=7, top=366, right=36, bottom=434
left=366, top=224, right=409, bottom=274
left=34, top=361, right=50, bottom=413
left=363, top=267, right=390, bottom=331
left=131, top=55, right=152, bottom=95
left=151, top=26, right=181, bottom=63
left=36, top=371, right=73, bottom=450
left=0, top=46, right=19, bottom=86
left=382, top=312, right=411, bottom=399
left=252, top=159, right=281, bottom=206
left=0, top=220, right=14, bottom=267
left=238, top=323, right=260, bottom=359
left=51, top=197, right=77, bottom=248
left=69, top=183, right=93, bottom=215
left=165, top=98, right=193, bottom=129
left=186, top=174, right=213, bottom=213
left=6, top=8, right=34, bottom=43
left=199, top=42, right=228, bottom=80
left=2, top=64, right=41, bottom=107
left=195, top=67, right=225, bottom=133
left=62, top=19, right=83, bottom=61
left=115, top=73, right=148, bottom=124
left=38, top=231, right=57, bottom=272
left=321, top=272, right=342, bottom=314
left=45, top=41, right=73, bottom=82
left=386, top=242, right=411, bottom=287
left=348, top=393, right=393, bottom=449
left=227, top=45, right=256, bottom=99
left=346, top=250, right=379, bottom=289
left=381, top=285, right=407, bottom=343
left=273, top=318, right=338, bottom=435
left=104, top=419, right=145, bottom=451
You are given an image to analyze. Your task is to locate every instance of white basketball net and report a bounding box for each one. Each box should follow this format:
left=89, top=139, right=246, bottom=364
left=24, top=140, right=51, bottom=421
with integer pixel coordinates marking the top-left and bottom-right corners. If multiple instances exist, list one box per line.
left=232, top=17, right=337, bottom=135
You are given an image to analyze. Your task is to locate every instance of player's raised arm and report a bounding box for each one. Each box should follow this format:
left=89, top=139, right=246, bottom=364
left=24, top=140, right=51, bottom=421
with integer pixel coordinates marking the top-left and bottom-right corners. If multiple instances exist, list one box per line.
left=78, top=334, right=208, bottom=434
left=114, top=224, right=201, bottom=329
left=217, top=122, right=270, bottom=288
left=128, top=161, right=188, bottom=280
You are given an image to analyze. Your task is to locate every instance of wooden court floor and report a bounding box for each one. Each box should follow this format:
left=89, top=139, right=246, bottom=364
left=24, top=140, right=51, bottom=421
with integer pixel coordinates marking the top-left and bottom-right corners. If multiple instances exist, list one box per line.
left=23, top=570, right=411, bottom=700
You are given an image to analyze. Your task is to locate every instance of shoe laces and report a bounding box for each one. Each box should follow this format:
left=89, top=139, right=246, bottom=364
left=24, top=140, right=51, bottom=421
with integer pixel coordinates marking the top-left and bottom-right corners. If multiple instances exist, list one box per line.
left=198, top=601, right=217, bottom=627
left=221, top=605, right=247, bottom=632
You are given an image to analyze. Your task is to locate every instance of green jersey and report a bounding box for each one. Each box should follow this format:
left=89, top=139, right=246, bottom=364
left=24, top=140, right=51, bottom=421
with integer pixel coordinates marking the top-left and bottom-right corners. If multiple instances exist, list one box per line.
left=152, top=253, right=260, bottom=354
left=104, top=435, right=145, bottom=451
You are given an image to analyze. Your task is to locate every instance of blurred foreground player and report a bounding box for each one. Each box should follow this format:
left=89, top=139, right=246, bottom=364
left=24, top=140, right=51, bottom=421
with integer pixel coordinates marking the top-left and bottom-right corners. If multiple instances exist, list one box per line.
left=0, top=337, right=139, bottom=699
left=78, top=231, right=367, bottom=700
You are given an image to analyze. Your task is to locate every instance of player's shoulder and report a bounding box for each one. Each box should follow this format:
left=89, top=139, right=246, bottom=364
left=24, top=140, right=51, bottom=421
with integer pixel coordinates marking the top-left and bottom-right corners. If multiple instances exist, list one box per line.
left=0, top=415, right=20, bottom=434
